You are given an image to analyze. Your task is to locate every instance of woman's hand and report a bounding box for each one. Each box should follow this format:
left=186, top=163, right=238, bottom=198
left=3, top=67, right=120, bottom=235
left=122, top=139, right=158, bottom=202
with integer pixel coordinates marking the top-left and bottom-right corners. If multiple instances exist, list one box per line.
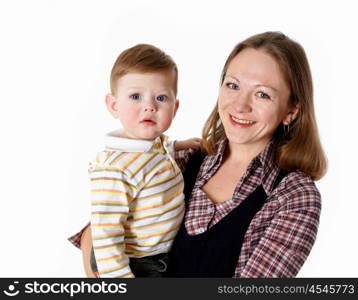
left=80, top=225, right=97, bottom=278
left=174, top=138, right=201, bottom=151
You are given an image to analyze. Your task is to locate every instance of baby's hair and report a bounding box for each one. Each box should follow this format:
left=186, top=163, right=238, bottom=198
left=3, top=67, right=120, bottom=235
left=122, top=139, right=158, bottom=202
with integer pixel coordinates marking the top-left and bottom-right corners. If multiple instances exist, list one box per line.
left=110, top=44, right=178, bottom=95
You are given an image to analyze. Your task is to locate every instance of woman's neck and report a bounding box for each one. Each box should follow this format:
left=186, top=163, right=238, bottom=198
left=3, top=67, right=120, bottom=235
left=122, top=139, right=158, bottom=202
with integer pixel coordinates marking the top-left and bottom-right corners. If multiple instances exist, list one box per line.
left=224, top=140, right=269, bottom=166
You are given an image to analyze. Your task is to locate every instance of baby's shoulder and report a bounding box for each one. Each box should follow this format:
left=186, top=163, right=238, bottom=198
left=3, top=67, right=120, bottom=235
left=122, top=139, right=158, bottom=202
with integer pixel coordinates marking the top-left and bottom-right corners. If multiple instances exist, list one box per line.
left=93, top=150, right=122, bottom=166
left=89, top=149, right=136, bottom=173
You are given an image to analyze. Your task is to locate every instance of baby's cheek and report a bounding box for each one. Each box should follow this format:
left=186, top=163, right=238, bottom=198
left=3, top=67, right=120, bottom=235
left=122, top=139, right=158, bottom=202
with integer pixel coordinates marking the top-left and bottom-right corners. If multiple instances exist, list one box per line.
left=120, top=112, right=137, bottom=128
left=160, top=115, right=175, bottom=131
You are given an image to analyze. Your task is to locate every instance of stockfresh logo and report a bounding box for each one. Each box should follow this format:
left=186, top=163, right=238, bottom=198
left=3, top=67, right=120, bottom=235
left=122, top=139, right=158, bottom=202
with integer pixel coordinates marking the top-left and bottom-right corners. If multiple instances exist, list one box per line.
left=3, top=281, right=20, bottom=297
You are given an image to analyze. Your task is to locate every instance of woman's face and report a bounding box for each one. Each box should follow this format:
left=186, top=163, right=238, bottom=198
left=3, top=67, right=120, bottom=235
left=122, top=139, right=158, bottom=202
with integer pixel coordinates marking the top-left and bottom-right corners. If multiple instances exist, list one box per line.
left=218, top=48, right=296, bottom=150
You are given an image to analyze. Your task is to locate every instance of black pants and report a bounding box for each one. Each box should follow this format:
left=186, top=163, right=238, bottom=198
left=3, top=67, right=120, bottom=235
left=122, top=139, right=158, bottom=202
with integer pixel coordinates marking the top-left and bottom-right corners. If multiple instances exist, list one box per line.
left=90, top=248, right=168, bottom=277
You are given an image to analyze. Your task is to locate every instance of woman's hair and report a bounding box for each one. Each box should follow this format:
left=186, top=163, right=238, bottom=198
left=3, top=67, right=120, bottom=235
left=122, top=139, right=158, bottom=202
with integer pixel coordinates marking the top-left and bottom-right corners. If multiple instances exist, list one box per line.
left=202, top=31, right=327, bottom=180
left=110, top=44, right=178, bottom=95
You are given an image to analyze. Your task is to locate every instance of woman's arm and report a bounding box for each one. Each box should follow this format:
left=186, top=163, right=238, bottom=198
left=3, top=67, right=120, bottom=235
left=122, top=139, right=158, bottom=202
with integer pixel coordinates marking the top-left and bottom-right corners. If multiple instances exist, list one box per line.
left=172, top=139, right=200, bottom=173
left=174, top=138, right=201, bottom=151
left=80, top=225, right=96, bottom=278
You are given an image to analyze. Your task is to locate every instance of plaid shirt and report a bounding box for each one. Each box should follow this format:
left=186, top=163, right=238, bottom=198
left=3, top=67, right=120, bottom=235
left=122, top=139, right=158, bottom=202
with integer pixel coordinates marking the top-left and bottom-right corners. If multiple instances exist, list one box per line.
left=69, top=139, right=321, bottom=278
left=174, top=139, right=321, bottom=277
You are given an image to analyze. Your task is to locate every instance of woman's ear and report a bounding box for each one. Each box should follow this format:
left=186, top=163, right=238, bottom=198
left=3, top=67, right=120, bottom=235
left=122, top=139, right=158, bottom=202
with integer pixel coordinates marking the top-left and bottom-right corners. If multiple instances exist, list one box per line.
left=283, top=102, right=300, bottom=125
left=105, top=94, right=119, bottom=118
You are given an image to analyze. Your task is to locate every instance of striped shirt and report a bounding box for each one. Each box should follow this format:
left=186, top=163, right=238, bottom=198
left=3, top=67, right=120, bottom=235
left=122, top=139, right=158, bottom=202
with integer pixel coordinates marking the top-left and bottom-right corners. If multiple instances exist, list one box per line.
left=89, top=130, right=184, bottom=278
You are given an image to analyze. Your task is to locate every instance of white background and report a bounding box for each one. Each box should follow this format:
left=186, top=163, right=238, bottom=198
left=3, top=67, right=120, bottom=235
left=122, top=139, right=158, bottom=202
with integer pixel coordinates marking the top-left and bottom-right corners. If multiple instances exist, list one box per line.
left=0, top=0, right=357, bottom=277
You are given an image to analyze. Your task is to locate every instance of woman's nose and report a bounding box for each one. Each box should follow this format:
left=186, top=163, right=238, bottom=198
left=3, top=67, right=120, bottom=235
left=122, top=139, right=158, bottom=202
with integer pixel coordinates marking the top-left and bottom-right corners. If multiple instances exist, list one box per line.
left=234, top=93, right=252, bottom=113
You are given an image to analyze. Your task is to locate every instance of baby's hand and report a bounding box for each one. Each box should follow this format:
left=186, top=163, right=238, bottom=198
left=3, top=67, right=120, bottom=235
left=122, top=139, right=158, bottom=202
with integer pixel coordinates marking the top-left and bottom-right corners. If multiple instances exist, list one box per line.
left=174, top=138, right=201, bottom=151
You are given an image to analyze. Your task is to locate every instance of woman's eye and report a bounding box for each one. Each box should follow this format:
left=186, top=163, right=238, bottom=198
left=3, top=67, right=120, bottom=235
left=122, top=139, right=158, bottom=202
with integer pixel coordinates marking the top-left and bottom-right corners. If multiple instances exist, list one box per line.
left=130, top=94, right=141, bottom=100
left=226, top=82, right=239, bottom=90
left=156, top=95, right=168, bottom=102
left=257, top=91, right=270, bottom=99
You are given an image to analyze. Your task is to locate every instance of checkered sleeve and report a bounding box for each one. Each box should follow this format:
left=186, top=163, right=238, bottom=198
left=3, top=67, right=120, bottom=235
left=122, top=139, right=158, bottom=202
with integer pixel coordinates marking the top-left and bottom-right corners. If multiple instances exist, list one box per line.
left=174, top=148, right=195, bottom=173
left=68, top=223, right=90, bottom=249
left=239, top=173, right=321, bottom=278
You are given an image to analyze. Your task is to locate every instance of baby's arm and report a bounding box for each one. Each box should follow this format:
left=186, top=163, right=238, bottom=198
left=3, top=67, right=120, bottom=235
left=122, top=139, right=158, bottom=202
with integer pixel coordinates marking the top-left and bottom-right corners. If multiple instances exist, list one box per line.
left=174, top=138, right=201, bottom=151
left=90, top=164, right=135, bottom=278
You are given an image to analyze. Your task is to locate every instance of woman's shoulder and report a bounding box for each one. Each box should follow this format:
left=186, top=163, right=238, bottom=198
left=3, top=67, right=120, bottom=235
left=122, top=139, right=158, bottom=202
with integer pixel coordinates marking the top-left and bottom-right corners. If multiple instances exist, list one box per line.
left=284, top=169, right=319, bottom=188
left=277, top=169, right=321, bottom=210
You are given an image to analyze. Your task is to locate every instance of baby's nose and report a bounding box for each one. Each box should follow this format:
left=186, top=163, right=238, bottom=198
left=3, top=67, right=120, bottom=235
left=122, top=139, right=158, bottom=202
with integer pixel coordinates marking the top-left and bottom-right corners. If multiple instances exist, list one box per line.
left=144, top=106, right=156, bottom=112
left=144, top=100, right=157, bottom=112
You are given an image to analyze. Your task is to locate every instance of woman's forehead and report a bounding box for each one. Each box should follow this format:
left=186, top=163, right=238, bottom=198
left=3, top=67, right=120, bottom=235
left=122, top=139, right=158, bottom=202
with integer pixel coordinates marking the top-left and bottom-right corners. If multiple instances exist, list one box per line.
left=226, top=48, right=288, bottom=92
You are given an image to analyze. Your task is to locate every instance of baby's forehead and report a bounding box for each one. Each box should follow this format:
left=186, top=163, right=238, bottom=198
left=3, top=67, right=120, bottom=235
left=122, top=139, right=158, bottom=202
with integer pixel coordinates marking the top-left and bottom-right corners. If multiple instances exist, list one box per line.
left=115, top=70, right=177, bottom=93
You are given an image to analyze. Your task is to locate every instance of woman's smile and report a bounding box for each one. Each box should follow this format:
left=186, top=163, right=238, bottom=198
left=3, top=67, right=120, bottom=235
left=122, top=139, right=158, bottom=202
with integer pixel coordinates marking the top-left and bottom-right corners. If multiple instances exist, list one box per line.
left=230, top=114, right=257, bottom=127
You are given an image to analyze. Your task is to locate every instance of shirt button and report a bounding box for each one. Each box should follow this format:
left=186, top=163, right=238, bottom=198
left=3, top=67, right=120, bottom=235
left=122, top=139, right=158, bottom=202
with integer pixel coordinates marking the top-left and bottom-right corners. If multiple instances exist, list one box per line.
left=198, top=228, right=205, bottom=234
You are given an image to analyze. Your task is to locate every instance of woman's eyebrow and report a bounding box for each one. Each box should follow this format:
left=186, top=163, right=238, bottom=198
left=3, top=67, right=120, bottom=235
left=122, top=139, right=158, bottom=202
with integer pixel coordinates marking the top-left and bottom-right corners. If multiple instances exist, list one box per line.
left=225, top=75, right=240, bottom=82
left=254, top=84, right=278, bottom=92
left=226, top=74, right=278, bottom=92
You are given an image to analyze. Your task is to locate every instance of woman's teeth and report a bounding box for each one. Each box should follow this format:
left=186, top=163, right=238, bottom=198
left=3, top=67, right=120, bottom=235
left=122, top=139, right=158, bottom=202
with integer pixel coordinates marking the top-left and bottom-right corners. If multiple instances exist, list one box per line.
left=231, top=116, right=256, bottom=124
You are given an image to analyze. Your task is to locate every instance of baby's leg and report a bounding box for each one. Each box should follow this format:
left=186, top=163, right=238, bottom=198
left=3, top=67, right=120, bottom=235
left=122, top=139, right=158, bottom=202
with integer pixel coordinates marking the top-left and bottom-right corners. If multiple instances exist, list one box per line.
left=80, top=225, right=97, bottom=277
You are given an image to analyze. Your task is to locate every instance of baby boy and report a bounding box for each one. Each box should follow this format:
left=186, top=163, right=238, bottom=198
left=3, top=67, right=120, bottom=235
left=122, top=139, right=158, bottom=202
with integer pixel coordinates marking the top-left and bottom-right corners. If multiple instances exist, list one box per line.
left=87, top=44, right=199, bottom=277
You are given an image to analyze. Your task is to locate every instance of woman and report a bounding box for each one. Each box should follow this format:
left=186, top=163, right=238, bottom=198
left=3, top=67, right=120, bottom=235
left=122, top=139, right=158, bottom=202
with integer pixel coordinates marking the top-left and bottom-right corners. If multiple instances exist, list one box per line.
left=70, top=31, right=326, bottom=277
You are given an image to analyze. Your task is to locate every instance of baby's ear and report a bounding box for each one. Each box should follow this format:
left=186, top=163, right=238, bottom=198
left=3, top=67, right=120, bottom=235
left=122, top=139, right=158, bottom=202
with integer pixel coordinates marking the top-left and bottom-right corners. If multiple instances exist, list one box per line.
left=105, top=94, right=119, bottom=118
left=173, top=99, right=179, bottom=117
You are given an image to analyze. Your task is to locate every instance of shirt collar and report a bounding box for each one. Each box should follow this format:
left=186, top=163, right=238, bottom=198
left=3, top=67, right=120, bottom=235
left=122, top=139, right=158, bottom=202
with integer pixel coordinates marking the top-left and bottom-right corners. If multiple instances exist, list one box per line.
left=211, top=138, right=280, bottom=195
left=203, top=138, right=228, bottom=171
left=255, top=139, right=281, bottom=195
left=104, top=129, right=170, bottom=154
left=256, top=139, right=276, bottom=171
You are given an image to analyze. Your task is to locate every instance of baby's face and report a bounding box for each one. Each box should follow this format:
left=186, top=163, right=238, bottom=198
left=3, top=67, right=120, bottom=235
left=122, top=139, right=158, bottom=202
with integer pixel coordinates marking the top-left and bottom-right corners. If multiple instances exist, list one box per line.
left=107, top=71, right=178, bottom=140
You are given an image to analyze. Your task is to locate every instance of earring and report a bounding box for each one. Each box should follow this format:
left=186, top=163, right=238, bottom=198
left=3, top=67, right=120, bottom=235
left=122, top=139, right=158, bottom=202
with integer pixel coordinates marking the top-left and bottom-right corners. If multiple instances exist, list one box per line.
left=283, top=123, right=290, bottom=135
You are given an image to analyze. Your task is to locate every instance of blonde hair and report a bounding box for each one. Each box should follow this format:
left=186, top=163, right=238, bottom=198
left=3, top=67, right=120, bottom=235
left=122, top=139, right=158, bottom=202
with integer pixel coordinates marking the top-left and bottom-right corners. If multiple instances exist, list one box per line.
left=202, top=32, right=327, bottom=180
left=110, top=44, right=178, bottom=95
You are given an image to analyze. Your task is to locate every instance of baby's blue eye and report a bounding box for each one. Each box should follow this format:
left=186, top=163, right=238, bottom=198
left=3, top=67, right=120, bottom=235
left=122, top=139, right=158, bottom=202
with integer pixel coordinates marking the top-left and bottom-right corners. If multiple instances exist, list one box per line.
left=226, top=82, right=239, bottom=90
left=130, top=94, right=141, bottom=100
left=257, top=92, right=270, bottom=99
left=156, top=95, right=167, bottom=102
